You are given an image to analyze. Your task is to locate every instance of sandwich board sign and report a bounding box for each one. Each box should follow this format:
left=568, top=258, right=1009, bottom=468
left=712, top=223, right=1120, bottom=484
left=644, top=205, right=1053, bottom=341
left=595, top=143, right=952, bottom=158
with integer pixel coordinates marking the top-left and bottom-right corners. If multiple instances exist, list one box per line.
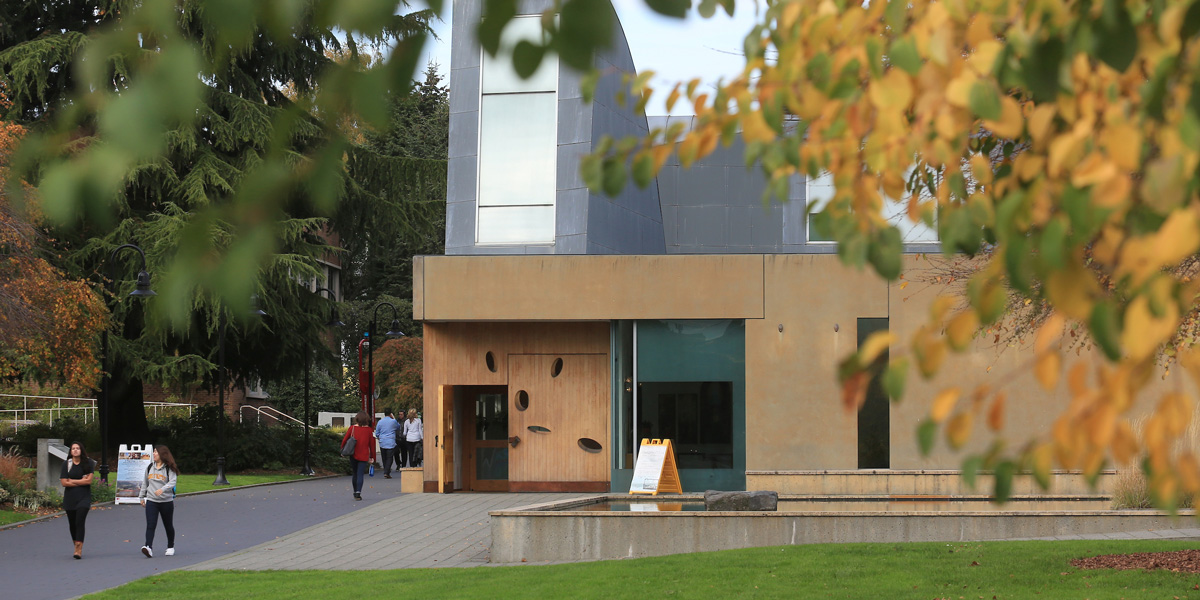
left=115, top=444, right=153, bottom=504
left=629, top=438, right=682, bottom=495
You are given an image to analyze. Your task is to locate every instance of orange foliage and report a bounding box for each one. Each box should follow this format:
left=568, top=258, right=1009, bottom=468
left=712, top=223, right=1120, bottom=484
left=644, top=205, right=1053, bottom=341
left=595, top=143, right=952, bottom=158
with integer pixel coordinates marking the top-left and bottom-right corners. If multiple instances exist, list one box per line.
left=0, top=85, right=108, bottom=388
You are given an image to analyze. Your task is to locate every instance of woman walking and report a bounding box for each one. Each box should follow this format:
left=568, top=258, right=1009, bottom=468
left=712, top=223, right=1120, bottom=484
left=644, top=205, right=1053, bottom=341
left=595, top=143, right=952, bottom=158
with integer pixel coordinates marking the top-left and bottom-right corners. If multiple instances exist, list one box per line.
left=139, top=445, right=179, bottom=558
left=402, top=409, right=423, bottom=468
left=342, top=411, right=376, bottom=500
left=59, top=441, right=94, bottom=559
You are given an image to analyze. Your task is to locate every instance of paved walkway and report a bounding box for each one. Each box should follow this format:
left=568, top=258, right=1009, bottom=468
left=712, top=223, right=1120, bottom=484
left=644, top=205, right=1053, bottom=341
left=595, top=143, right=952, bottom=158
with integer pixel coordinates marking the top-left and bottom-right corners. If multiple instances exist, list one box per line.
left=0, top=475, right=411, bottom=600
left=187, top=492, right=586, bottom=571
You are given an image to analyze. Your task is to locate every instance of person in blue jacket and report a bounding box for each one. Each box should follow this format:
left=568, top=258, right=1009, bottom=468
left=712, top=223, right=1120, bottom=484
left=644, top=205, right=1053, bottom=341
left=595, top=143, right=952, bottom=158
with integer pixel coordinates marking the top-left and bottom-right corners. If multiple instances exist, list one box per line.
left=375, top=409, right=401, bottom=478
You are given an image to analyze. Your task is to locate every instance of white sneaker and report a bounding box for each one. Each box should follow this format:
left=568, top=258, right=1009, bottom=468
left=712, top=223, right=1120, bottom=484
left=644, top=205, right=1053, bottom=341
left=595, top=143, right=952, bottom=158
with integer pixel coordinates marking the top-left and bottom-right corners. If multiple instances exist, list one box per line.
left=141, top=546, right=153, bottom=558
left=165, top=548, right=175, bottom=556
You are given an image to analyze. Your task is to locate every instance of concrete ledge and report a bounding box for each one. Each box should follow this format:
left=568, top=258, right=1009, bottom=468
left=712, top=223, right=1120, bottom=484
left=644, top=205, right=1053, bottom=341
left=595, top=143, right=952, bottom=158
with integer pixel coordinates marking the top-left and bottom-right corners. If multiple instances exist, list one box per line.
left=488, top=496, right=1187, bottom=564
left=746, top=470, right=1116, bottom=496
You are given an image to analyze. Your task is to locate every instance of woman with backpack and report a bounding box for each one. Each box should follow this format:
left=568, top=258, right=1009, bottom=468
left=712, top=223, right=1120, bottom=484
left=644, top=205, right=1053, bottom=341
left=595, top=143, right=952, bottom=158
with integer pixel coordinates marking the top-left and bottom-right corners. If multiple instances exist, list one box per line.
left=59, top=441, right=94, bottom=559
left=139, top=445, right=179, bottom=558
left=341, top=411, right=376, bottom=500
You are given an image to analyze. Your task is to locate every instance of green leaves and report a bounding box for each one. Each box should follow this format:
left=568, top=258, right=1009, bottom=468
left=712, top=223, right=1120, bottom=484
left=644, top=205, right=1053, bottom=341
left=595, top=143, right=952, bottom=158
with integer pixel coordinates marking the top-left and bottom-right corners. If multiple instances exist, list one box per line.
left=968, top=81, right=1002, bottom=121
left=918, top=420, right=938, bottom=456
left=647, top=0, right=690, bottom=18
left=512, top=40, right=546, bottom=78
left=1090, top=300, right=1123, bottom=361
left=1091, top=0, right=1138, bottom=72
left=868, top=226, right=903, bottom=280
left=888, top=37, right=922, bottom=75
left=1021, top=37, right=1064, bottom=103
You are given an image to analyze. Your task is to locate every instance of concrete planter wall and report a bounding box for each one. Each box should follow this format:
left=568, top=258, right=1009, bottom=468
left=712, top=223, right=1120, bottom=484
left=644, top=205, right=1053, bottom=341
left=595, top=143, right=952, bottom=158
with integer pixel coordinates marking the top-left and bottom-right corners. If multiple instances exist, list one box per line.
left=488, top=496, right=1190, bottom=564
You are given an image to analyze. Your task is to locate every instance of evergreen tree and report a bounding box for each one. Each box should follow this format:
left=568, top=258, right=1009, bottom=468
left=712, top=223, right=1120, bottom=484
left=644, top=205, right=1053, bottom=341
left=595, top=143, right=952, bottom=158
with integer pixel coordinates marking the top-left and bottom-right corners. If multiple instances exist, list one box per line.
left=342, top=63, right=448, bottom=307
left=0, top=1, right=435, bottom=448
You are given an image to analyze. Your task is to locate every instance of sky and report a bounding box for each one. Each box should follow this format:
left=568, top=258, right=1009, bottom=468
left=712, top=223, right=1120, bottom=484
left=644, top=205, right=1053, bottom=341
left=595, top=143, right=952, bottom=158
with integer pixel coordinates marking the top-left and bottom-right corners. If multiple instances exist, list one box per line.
left=416, top=1, right=763, bottom=115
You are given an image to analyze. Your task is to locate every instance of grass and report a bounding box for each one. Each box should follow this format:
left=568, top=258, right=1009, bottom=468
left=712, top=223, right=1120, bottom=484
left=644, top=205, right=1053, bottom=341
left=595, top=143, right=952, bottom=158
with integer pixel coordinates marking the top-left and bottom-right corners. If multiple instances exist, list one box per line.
left=0, top=508, right=34, bottom=526
left=81, top=539, right=1200, bottom=599
left=174, top=473, right=309, bottom=495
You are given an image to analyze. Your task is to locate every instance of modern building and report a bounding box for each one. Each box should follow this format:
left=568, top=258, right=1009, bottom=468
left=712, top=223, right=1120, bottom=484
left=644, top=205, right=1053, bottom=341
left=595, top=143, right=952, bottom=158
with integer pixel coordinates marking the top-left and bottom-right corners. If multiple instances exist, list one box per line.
left=414, top=0, right=1150, bottom=494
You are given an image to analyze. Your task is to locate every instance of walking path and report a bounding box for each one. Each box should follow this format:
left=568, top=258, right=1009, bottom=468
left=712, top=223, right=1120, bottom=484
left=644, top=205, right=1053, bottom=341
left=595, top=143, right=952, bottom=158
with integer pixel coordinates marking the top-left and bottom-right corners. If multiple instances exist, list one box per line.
left=0, top=475, right=409, bottom=600
left=186, top=492, right=585, bottom=571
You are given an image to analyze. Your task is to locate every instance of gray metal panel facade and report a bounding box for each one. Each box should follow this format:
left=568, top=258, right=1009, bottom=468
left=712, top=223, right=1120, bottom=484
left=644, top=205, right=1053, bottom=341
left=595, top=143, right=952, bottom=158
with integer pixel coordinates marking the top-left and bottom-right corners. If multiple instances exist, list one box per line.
left=445, top=1, right=938, bottom=256
left=446, top=0, right=662, bottom=255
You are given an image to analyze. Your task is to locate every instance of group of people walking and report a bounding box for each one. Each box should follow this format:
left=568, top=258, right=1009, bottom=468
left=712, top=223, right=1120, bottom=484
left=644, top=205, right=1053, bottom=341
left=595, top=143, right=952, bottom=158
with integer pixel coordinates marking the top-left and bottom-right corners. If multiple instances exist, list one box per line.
left=340, top=409, right=423, bottom=500
left=58, top=442, right=179, bottom=560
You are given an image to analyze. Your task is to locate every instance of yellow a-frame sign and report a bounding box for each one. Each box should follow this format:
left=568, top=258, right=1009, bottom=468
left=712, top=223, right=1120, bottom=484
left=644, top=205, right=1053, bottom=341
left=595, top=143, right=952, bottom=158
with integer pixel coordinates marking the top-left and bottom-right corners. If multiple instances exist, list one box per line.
left=629, top=438, right=682, bottom=495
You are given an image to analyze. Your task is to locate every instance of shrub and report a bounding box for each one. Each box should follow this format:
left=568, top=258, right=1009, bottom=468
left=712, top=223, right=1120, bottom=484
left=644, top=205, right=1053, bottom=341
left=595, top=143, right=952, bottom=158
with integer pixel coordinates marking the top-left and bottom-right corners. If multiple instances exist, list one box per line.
left=0, top=487, right=10, bottom=504
left=90, top=481, right=115, bottom=504
left=0, top=447, right=32, bottom=490
left=13, top=489, right=57, bottom=511
left=10, top=417, right=99, bottom=458
left=1111, top=411, right=1200, bottom=509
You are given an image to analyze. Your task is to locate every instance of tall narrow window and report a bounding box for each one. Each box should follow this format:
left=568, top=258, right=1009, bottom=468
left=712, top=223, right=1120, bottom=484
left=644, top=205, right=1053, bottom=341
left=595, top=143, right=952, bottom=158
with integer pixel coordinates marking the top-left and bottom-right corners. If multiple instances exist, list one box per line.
left=477, top=16, right=558, bottom=245
left=857, top=317, right=890, bottom=469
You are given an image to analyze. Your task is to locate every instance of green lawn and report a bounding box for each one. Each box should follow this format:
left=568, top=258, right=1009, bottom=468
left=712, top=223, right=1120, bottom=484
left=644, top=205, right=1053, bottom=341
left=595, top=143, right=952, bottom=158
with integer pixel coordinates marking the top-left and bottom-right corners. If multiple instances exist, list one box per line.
left=0, top=508, right=33, bottom=526
left=82, top=539, right=1200, bottom=599
left=174, top=473, right=309, bottom=495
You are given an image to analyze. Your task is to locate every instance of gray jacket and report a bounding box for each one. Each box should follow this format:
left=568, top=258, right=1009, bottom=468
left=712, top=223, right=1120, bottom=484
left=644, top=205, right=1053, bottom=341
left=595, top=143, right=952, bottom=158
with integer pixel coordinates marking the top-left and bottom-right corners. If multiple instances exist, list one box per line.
left=139, top=462, right=177, bottom=503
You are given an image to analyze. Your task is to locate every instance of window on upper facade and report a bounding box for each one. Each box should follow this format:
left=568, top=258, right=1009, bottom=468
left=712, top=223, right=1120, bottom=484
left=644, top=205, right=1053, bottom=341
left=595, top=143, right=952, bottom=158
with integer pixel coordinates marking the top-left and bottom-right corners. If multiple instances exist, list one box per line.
left=477, top=15, right=558, bottom=246
left=805, top=171, right=939, bottom=244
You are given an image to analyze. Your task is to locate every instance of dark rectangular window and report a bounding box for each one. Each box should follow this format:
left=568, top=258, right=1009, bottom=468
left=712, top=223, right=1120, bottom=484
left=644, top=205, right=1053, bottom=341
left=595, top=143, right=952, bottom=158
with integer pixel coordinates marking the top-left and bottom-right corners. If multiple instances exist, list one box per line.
left=857, top=317, right=890, bottom=469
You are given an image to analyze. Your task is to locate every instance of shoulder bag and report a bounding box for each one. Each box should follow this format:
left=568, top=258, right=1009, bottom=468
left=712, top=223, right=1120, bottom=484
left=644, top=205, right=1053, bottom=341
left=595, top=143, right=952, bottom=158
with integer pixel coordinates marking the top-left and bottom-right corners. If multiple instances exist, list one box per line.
left=341, top=425, right=358, bottom=457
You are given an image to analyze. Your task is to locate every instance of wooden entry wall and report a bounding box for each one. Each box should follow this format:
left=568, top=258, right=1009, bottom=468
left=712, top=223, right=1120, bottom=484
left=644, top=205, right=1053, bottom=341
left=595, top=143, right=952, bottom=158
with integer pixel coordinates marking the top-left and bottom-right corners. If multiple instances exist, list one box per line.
left=508, top=354, right=609, bottom=488
left=422, top=322, right=610, bottom=491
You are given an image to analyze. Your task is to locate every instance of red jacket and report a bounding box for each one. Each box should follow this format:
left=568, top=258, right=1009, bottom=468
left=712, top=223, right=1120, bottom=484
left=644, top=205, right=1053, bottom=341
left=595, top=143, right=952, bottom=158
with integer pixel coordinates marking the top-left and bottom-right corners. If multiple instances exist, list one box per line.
left=342, top=424, right=376, bottom=462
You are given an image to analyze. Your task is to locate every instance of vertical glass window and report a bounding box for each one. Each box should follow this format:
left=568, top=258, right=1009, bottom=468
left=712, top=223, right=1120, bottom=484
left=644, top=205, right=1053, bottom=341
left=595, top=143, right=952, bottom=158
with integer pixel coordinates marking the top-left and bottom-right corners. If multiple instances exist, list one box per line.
left=478, top=94, right=557, bottom=207
left=634, top=320, right=746, bottom=491
left=477, top=15, right=558, bottom=245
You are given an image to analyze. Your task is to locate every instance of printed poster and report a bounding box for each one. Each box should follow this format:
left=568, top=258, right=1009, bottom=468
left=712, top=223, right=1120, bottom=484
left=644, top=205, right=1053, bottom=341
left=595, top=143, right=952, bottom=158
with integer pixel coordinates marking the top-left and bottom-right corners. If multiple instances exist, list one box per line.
left=115, top=444, right=153, bottom=504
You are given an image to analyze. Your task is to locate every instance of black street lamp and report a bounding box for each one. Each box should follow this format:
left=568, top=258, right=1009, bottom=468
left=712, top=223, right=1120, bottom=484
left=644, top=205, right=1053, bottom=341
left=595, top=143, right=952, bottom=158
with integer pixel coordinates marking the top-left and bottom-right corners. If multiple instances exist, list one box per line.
left=367, top=301, right=405, bottom=426
left=98, top=244, right=156, bottom=483
left=213, top=295, right=267, bottom=486
left=302, top=286, right=343, bottom=476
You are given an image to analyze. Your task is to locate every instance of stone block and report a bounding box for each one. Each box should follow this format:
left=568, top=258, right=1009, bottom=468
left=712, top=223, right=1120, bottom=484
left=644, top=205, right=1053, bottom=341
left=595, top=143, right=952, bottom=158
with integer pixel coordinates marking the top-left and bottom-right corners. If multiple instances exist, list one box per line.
left=37, top=438, right=67, bottom=494
left=400, top=467, right=423, bottom=494
left=704, top=490, right=778, bottom=511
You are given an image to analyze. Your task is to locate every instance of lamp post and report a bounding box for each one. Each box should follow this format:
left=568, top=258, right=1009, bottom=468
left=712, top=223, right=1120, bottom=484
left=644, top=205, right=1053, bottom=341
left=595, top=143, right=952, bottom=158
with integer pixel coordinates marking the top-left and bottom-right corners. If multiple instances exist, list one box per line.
left=213, top=295, right=267, bottom=486
left=98, top=244, right=156, bottom=483
left=302, top=287, right=343, bottom=476
left=367, top=301, right=406, bottom=426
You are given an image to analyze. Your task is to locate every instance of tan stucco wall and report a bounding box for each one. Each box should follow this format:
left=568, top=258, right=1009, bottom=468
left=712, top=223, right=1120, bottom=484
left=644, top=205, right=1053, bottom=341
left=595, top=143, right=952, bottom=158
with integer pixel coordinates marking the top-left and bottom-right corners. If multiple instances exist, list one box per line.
left=746, top=254, right=888, bottom=470
left=417, top=253, right=1186, bottom=479
left=414, top=255, right=764, bottom=320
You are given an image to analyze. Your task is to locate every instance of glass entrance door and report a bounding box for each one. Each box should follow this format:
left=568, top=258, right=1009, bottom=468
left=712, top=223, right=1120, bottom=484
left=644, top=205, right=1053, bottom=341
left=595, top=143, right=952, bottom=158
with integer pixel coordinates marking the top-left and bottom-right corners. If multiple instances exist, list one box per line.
left=465, top=388, right=509, bottom=491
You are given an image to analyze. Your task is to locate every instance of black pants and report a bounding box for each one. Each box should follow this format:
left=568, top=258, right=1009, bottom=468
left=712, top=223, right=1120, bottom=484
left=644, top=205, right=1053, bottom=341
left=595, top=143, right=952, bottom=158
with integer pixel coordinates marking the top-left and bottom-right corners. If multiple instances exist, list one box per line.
left=66, top=507, right=88, bottom=542
left=405, top=440, right=422, bottom=467
left=397, top=442, right=409, bottom=468
left=144, top=501, right=176, bottom=549
left=380, top=447, right=395, bottom=475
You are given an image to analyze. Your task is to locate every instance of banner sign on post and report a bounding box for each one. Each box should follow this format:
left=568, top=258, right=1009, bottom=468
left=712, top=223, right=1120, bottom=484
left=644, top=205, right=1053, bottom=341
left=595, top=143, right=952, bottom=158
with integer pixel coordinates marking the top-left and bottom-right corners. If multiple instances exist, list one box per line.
left=115, top=444, right=154, bottom=504
left=629, top=438, right=682, bottom=495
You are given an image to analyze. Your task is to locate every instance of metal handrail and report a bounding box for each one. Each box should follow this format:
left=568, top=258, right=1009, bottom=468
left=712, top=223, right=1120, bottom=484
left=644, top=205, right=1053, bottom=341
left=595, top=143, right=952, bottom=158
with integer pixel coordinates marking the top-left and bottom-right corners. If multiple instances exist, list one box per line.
left=0, top=406, right=96, bottom=430
left=0, top=396, right=196, bottom=431
left=239, top=404, right=310, bottom=428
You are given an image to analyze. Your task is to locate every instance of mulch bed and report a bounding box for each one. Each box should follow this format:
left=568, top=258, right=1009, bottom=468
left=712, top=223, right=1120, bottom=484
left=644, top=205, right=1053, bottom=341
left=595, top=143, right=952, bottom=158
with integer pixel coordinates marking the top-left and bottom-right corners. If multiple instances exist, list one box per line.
left=1072, top=550, right=1200, bottom=573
